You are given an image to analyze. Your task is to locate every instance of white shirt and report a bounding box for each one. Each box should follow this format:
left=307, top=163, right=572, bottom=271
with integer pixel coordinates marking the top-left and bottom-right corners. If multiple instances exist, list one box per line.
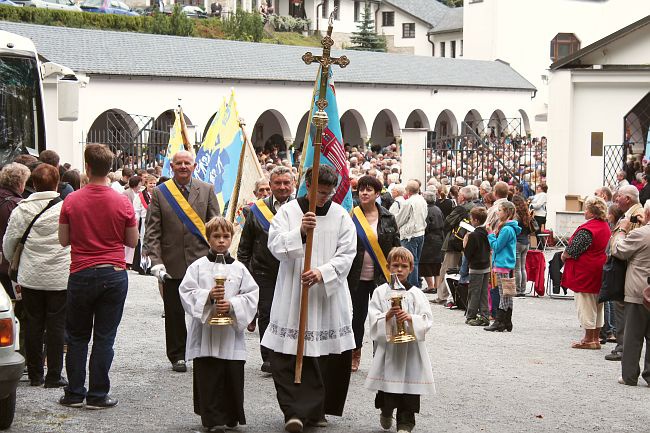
left=261, top=200, right=357, bottom=357
left=179, top=257, right=259, bottom=361
left=395, top=193, right=428, bottom=240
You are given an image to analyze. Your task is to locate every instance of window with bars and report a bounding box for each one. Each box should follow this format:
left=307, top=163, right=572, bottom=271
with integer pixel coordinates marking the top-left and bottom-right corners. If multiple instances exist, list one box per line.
left=333, top=0, right=339, bottom=19
left=402, top=23, right=415, bottom=38
left=550, top=33, right=581, bottom=62
left=451, top=40, right=456, bottom=58
left=382, top=11, right=394, bottom=27
left=321, top=0, right=329, bottom=18
left=440, top=41, right=446, bottom=57
left=354, top=1, right=361, bottom=22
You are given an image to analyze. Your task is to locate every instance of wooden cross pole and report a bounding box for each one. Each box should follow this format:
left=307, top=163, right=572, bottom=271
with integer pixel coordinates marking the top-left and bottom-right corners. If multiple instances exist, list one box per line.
left=294, top=11, right=349, bottom=384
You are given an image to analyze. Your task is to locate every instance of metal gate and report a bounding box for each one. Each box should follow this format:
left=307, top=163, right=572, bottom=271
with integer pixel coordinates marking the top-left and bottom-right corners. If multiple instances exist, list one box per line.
left=603, top=144, right=626, bottom=188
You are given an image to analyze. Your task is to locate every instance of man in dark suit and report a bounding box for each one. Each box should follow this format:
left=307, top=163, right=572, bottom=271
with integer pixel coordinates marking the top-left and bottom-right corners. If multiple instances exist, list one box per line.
left=237, top=166, right=293, bottom=373
left=145, top=150, right=220, bottom=372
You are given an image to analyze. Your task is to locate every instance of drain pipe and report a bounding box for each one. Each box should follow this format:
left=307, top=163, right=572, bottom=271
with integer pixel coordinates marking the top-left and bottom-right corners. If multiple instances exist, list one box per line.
left=316, top=1, right=325, bottom=34
left=427, top=31, right=435, bottom=56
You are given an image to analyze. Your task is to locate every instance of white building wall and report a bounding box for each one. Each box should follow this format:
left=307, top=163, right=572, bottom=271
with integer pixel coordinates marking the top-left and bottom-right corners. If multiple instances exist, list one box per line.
left=43, top=73, right=534, bottom=174
left=463, top=0, right=650, bottom=135
left=547, top=70, right=650, bottom=229
left=430, top=31, right=462, bottom=58
left=375, top=6, right=432, bottom=56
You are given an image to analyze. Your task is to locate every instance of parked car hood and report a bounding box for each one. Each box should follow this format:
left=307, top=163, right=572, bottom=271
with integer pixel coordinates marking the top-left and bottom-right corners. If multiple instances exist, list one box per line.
left=0, top=291, right=11, bottom=313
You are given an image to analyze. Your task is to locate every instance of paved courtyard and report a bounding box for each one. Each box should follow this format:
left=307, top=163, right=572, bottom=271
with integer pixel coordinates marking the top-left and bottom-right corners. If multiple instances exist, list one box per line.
left=11, top=272, right=650, bottom=433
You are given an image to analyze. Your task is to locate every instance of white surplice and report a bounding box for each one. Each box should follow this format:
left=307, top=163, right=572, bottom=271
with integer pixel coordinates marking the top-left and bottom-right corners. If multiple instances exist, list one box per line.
left=365, top=283, right=436, bottom=395
left=179, top=257, right=259, bottom=361
left=261, top=200, right=357, bottom=357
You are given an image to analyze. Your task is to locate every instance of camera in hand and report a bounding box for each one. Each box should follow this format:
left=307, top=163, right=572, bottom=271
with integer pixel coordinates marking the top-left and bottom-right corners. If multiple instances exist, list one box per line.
left=630, top=215, right=639, bottom=224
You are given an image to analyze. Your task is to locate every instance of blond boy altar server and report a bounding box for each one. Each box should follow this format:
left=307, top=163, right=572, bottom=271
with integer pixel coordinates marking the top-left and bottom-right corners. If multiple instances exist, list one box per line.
left=179, top=217, right=259, bottom=433
left=366, top=247, right=435, bottom=433
left=261, top=165, right=357, bottom=433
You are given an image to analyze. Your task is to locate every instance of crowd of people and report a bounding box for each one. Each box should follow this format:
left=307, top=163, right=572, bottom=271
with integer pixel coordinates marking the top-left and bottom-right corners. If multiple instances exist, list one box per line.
left=0, top=140, right=648, bottom=433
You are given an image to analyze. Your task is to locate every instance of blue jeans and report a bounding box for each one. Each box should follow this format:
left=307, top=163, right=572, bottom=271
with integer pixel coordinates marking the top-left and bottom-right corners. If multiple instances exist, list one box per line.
left=459, top=255, right=469, bottom=284
left=401, top=236, right=424, bottom=287
left=64, top=267, right=128, bottom=403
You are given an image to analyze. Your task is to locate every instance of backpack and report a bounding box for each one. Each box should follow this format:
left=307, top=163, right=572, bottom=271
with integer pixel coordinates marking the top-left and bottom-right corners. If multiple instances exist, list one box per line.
left=449, top=217, right=471, bottom=251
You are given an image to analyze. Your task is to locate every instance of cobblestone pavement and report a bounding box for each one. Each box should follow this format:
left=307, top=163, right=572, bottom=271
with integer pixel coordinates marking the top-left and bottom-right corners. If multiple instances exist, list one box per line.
left=11, top=272, right=649, bottom=433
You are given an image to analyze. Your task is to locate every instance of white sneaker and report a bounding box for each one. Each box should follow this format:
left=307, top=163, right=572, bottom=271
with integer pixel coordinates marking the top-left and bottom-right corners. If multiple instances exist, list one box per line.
left=379, top=414, right=392, bottom=429
left=284, top=418, right=303, bottom=433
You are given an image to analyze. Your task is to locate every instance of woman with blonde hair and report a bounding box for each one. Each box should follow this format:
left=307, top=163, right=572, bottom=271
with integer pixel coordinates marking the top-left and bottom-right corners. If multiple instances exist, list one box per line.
left=561, top=196, right=611, bottom=349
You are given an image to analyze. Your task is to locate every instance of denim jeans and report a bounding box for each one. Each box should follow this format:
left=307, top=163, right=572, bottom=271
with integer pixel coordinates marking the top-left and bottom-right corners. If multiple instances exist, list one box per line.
left=64, top=267, right=128, bottom=403
left=401, top=236, right=424, bottom=287
left=515, top=242, right=529, bottom=294
left=459, top=255, right=469, bottom=284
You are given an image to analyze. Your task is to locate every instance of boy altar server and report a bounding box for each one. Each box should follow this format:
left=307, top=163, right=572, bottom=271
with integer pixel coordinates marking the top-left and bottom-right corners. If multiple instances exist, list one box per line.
left=262, top=165, right=357, bottom=433
left=179, top=217, right=259, bottom=433
left=366, top=247, right=435, bottom=433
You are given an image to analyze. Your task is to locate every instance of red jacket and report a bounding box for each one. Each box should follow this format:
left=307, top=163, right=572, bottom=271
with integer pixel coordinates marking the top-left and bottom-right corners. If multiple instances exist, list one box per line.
left=561, top=218, right=611, bottom=293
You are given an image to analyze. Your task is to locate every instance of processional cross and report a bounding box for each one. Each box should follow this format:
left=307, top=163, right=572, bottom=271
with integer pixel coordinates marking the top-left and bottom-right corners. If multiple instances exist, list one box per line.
left=294, top=11, right=349, bottom=384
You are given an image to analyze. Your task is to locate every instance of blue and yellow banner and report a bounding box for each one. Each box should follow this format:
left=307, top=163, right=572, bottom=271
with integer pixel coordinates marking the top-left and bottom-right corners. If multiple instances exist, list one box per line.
left=351, top=206, right=390, bottom=282
left=161, top=110, right=185, bottom=178
left=298, top=67, right=352, bottom=211
left=158, top=179, right=208, bottom=245
left=193, top=91, right=244, bottom=214
left=249, top=199, right=274, bottom=232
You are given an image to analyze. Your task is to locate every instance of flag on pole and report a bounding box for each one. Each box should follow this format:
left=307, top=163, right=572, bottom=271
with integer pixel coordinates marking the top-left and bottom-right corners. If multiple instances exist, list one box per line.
left=644, top=126, right=650, bottom=166
left=192, top=91, right=245, bottom=214
left=297, top=67, right=352, bottom=211
left=194, top=97, right=227, bottom=182
left=161, top=109, right=185, bottom=178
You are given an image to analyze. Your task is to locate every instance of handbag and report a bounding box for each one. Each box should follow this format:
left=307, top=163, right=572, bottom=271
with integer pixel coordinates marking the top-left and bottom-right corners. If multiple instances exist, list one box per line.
left=9, top=197, right=62, bottom=282
left=598, top=255, right=627, bottom=303
left=501, top=274, right=517, bottom=297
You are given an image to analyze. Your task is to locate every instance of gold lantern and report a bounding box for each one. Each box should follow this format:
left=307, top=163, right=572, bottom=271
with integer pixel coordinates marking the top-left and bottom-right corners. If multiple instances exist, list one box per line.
left=209, top=254, right=234, bottom=326
left=387, top=274, right=416, bottom=344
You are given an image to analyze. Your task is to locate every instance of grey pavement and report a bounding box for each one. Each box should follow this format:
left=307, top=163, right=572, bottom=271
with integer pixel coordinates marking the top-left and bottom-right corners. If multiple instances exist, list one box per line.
left=11, top=271, right=650, bottom=433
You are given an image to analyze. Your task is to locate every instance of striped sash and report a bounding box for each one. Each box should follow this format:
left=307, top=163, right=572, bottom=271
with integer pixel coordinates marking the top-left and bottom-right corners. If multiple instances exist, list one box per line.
left=351, top=206, right=390, bottom=282
left=158, top=180, right=208, bottom=245
left=249, top=199, right=274, bottom=232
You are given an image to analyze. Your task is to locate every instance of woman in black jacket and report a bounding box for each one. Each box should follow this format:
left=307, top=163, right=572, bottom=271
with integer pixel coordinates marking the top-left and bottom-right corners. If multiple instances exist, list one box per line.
left=420, top=189, right=444, bottom=293
left=347, top=175, right=400, bottom=372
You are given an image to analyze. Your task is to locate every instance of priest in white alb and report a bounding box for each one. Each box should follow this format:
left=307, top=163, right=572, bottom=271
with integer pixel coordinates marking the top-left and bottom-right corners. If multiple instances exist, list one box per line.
left=261, top=165, right=357, bottom=433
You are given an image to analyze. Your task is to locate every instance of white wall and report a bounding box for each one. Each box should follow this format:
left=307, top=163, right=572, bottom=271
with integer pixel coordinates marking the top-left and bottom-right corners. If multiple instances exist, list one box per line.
left=547, top=70, right=650, bottom=229
left=463, top=0, right=650, bottom=135
left=430, top=31, right=463, bottom=58
left=375, top=5, right=432, bottom=56
left=42, top=72, right=535, bottom=174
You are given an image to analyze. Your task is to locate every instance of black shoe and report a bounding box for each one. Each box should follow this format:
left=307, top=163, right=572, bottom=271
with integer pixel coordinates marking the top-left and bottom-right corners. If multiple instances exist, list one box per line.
left=261, top=361, right=272, bottom=374
left=86, top=395, right=118, bottom=410
left=29, top=377, right=44, bottom=387
left=484, top=309, right=507, bottom=332
left=605, top=351, right=622, bottom=361
left=206, top=426, right=226, bottom=433
left=44, top=378, right=69, bottom=388
left=59, top=395, right=84, bottom=408
left=172, top=360, right=187, bottom=372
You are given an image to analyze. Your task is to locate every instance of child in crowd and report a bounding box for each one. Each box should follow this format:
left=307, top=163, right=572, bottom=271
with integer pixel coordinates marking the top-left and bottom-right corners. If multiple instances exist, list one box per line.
left=179, top=217, right=259, bottom=433
left=485, top=201, right=520, bottom=333
left=365, top=247, right=435, bottom=433
left=463, top=207, right=491, bottom=326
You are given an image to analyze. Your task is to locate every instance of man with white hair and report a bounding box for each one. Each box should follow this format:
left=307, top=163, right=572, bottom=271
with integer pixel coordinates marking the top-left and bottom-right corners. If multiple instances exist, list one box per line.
left=145, top=150, right=220, bottom=373
left=614, top=170, right=629, bottom=193
left=253, top=178, right=271, bottom=199
left=605, top=185, right=645, bottom=362
left=395, top=180, right=428, bottom=286
left=389, top=184, right=406, bottom=215
left=479, top=181, right=492, bottom=200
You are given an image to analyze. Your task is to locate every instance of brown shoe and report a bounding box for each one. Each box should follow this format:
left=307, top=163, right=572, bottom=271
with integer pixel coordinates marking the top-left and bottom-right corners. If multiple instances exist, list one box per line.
left=571, top=341, right=601, bottom=350
left=351, top=348, right=361, bottom=372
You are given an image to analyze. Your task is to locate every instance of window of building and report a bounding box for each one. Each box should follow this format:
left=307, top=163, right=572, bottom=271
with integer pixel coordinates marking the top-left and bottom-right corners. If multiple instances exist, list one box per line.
left=354, top=1, right=361, bottom=22
left=550, top=33, right=581, bottom=62
left=440, top=41, right=446, bottom=57
left=460, top=39, right=463, bottom=57
left=333, top=0, right=339, bottom=20
left=451, top=40, right=456, bottom=58
left=382, top=11, right=394, bottom=27
left=321, top=0, right=329, bottom=18
left=402, top=23, right=415, bottom=38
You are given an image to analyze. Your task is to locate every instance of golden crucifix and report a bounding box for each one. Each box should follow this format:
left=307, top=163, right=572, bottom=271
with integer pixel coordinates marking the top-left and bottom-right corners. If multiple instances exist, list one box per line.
left=294, top=11, right=350, bottom=384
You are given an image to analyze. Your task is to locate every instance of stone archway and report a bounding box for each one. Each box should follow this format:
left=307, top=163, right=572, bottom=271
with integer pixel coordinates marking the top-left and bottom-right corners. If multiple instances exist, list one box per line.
left=518, top=109, right=531, bottom=137
left=462, top=109, right=484, bottom=135
left=86, top=108, right=139, bottom=146
left=149, top=109, right=193, bottom=146
left=488, top=109, right=508, bottom=138
left=405, top=109, right=430, bottom=129
left=624, top=92, right=650, bottom=155
left=294, top=111, right=310, bottom=151
left=370, top=109, right=400, bottom=151
left=340, top=109, right=368, bottom=149
left=434, top=109, right=458, bottom=139
left=251, top=109, right=292, bottom=153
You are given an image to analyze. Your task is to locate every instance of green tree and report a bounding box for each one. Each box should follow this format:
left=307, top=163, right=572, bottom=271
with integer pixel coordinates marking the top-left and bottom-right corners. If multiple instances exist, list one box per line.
left=169, top=4, right=194, bottom=36
left=348, top=1, right=386, bottom=52
left=439, top=0, right=463, bottom=7
left=222, top=9, right=264, bottom=42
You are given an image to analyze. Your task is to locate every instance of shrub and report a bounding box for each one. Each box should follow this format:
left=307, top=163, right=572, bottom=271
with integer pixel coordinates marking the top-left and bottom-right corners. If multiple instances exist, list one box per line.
left=221, top=8, right=263, bottom=42
left=268, top=14, right=310, bottom=33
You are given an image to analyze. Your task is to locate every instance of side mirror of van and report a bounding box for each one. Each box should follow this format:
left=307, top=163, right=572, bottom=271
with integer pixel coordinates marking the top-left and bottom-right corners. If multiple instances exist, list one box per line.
left=57, top=75, right=79, bottom=122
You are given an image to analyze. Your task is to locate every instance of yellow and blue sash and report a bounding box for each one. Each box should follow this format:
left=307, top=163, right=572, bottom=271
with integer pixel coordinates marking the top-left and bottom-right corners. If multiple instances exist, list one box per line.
left=158, top=180, right=208, bottom=245
left=351, top=207, right=391, bottom=282
left=249, top=199, right=274, bottom=232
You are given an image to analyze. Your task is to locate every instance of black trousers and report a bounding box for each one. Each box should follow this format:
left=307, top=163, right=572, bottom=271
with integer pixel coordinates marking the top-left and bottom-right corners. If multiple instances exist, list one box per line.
left=351, top=280, right=376, bottom=349
left=270, top=350, right=352, bottom=422
left=621, top=303, right=650, bottom=385
left=163, top=279, right=186, bottom=364
left=257, top=279, right=276, bottom=363
left=21, top=287, right=67, bottom=382
left=193, top=357, right=246, bottom=428
left=614, top=301, right=626, bottom=355
left=376, top=391, right=419, bottom=430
